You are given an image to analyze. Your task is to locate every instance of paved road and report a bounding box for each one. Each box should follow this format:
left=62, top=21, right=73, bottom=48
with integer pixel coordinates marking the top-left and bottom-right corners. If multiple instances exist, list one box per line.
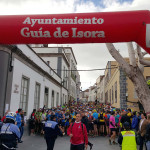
left=18, top=135, right=120, bottom=150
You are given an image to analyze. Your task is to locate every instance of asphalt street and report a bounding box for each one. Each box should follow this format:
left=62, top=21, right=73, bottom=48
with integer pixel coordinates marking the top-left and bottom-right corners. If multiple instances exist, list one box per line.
left=18, top=135, right=121, bottom=150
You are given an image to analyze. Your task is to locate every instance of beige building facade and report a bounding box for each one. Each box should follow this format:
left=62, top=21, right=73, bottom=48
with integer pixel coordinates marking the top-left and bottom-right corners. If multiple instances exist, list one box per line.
left=104, top=59, right=150, bottom=111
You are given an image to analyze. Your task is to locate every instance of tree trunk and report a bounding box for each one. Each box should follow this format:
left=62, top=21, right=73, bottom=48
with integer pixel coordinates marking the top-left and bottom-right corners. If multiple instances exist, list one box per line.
left=128, top=66, right=150, bottom=113
left=106, top=43, right=150, bottom=113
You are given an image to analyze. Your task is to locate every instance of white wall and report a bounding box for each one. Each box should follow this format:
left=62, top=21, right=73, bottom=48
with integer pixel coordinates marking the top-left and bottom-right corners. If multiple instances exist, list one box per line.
left=70, top=78, right=77, bottom=100
left=33, top=47, right=59, bottom=53
left=88, top=87, right=96, bottom=102
left=10, top=57, right=67, bottom=118
left=17, top=45, right=61, bottom=82
left=41, top=57, right=58, bottom=71
left=61, top=58, right=69, bottom=88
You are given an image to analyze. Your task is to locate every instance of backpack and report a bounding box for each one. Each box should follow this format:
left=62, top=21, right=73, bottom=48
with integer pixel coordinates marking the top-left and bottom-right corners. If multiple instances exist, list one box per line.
left=71, top=122, right=84, bottom=132
left=100, top=113, right=104, bottom=120
left=71, top=123, right=85, bottom=142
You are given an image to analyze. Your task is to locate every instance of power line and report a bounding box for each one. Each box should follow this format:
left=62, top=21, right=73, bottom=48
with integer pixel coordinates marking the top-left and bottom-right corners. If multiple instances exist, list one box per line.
left=53, top=67, right=118, bottom=72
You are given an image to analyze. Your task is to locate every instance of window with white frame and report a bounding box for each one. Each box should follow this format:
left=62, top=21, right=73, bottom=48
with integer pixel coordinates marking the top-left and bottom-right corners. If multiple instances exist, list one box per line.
left=109, top=89, right=111, bottom=104
left=63, top=94, right=64, bottom=105
left=20, top=77, right=29, bottom=113
left=51, top=90, right=55, bottom=108
left=65, top=95, right=67, bottom=103
left=44, top=87, right=49, bottom=108
left=56, top=92, right=59, bottom=107
left=34, top=83, right=40, bottom=110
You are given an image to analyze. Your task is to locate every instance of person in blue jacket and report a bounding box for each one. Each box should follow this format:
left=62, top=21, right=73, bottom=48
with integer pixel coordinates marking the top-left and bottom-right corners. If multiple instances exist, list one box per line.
left=16, top=108, right=23, bottom=143
left=43, top=115, right=64, bottom=150
left=132, top=111, right=139, bottom=131
left=0, top=112, right=20, bottom=150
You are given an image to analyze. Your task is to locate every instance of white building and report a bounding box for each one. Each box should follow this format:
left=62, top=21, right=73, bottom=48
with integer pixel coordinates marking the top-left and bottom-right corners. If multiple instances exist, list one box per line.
left=96, top=75, right=105, bottom=103
left=88, top=85, right=97, bottom=102
left=32, top=46, right=69, bottom=105
left=79, top=89, right=89, bottom=103
left=33, top=46, right=79, bottom=103
left=96, top=76, right=101, bottom=102
left=63, top=47, right=78, bottom=102
left=0, top=44, right=68, bottom=117
left=76, top=71, right=81, bottom=102
left=99, top=75, right=105, bottom=103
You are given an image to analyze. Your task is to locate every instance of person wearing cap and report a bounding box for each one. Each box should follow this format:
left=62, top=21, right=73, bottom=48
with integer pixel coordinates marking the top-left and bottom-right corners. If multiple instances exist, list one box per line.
left=118, top=122, right=137, bottom=150
left=43, top=115, right=64, bottom=150
left=0, top=112, right=20, bottom=150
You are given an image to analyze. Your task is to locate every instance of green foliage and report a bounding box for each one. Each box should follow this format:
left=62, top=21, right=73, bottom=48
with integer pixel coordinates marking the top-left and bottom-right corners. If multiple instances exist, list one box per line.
left=147, top=80, right=150, bottom=88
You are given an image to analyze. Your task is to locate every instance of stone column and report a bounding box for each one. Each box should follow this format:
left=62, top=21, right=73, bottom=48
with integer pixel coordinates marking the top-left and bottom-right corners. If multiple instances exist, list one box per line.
left=120, top=68, right=127, bottom=110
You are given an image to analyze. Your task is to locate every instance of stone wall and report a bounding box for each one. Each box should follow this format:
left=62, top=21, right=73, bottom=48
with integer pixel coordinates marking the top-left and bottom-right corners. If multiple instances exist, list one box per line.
left=120, top=68, right=127, bottom=110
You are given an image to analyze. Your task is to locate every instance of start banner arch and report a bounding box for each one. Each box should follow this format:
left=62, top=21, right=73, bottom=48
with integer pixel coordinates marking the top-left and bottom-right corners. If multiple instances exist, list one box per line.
left=0, top=10, right=150, bottom=53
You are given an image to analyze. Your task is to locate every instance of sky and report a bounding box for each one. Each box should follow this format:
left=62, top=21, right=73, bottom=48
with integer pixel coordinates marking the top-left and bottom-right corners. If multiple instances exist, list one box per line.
left=0, top=0, right=150, bottom=90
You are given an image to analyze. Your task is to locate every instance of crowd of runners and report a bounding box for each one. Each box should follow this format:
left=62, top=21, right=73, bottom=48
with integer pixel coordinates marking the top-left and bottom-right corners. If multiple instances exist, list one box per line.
left=1, top=100, right=150, bottom=150
left=28, top=100, right=150, bottom=150
left=28, top=101, right=137, bottom=137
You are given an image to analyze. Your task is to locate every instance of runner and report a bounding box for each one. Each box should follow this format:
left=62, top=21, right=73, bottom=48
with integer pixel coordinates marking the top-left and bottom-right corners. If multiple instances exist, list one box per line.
left=109, top=111, right=117, bottom=145
left=67, top=113, right=88, bottom=150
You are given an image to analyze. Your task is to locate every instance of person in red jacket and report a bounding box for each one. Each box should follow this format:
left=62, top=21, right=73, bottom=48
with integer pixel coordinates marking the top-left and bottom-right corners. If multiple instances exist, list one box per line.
left=67, top=113, right=88, bottom=150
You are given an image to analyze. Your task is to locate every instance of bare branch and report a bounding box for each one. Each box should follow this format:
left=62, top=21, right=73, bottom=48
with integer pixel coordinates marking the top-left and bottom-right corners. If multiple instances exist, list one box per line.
left=106, top=43, right=131, bottom=74
left=127, top=42, right=136, bottom=67
left=137, top=44, right=150, bottom=66
left=142, top=51, right=148, bottom=57
left=137, top=45, right=142, bottom=59
left=139, top=59, right=150, bottom=66
left=136, top=45, right=144, bottom=73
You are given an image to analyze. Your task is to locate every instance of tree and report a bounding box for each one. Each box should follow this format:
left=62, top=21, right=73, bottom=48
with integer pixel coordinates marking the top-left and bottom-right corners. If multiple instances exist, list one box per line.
left=106, top=42, right=150, bottom=113
left=147, top=80, right=150, bottom=89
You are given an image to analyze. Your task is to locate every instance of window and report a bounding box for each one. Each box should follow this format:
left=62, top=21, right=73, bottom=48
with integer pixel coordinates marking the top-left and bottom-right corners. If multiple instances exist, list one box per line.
left=115, top=82, right=117, bottom=103
left=63, top=94, right=64, bottom=105
left=66, top=69, right=68, bottom=87
left=112, top=86, right=114, bottom=104
left=109, top=89, right=111, bottom=104
left=65, top=95, right=67, bottom=104
left=20, top=77, right=29, bottom=113
left=44, top=87, right=49, bottom=108
left=63, top=66, right=65, bottom=86
left=105, top=91, right=108, bottom=104
left=56, top=92, right=59, bottom=107
left=101, top=92, right=103, bottom=101
left=51, top=90, right=55, bottom=108
left=34, top=83, right=40, bottom=110
left=146, top=76, right=150, bottom=81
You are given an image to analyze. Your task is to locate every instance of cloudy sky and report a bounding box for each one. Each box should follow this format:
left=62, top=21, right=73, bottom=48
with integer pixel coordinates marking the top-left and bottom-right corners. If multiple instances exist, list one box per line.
left=1, top=0, right=150, bottom=90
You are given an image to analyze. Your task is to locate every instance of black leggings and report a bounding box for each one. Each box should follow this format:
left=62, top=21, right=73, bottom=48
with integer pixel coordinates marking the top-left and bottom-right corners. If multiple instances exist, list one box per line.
left=70, top=144, right=84, bottom=150
left=46, top=138, right=56, bottom=150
